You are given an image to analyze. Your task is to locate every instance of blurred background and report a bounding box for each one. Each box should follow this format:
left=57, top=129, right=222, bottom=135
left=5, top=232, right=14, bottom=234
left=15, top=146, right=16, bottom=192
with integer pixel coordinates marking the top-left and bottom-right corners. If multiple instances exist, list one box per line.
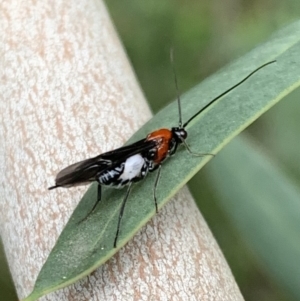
left=1, top=0, right=299, bottom=300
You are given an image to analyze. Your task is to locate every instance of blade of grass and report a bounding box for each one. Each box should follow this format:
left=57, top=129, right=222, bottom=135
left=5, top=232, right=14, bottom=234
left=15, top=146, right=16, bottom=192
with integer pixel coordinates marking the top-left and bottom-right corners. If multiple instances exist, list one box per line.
left=207, top=135, right=300, bottom=300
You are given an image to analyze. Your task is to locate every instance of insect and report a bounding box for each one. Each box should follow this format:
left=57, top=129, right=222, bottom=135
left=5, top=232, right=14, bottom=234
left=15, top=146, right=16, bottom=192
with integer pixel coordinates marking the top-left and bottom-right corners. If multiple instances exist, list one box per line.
left=49, top=57, right=275, bottom=248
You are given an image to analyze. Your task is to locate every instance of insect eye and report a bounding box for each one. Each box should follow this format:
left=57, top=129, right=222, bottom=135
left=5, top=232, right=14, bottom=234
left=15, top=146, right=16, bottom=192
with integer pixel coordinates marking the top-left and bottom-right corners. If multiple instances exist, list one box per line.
left=175, top=129, right=187, bottom=140
left=179, top=130, right=187, bottom=139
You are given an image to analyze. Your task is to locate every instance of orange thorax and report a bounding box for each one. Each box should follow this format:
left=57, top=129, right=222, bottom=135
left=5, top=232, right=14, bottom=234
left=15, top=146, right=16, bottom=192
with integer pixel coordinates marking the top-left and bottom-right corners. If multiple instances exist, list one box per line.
left=146, top=129, right=173, bottom=164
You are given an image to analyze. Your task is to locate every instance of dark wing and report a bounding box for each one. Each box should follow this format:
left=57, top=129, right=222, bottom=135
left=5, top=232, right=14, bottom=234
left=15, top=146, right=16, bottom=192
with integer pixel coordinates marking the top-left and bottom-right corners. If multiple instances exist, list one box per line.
left=49, top=138, right=157, bottom=189
left=97, top=137, right=157, bottom=161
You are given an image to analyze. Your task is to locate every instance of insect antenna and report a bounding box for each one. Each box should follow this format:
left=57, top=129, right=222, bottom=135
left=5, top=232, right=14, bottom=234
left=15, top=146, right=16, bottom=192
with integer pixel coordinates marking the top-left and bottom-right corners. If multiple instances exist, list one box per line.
left=170, top=48, right=183, bottom=128
left=182, top=60, right=276, bottom=128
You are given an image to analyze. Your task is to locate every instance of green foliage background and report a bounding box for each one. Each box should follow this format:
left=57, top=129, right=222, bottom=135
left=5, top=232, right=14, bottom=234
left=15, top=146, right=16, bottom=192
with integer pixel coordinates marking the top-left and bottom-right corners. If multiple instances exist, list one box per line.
left=1, top=1, right=299, bottom=300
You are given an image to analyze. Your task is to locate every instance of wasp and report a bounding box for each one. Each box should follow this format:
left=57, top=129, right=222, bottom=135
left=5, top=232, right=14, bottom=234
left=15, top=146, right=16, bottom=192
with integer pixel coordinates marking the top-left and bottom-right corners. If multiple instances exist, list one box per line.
left=49, top=57, right=275, bottom=248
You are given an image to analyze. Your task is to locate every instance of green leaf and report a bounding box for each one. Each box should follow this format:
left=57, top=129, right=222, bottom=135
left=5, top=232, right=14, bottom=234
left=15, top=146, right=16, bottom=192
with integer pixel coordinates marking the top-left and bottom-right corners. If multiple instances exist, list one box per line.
left=24, top=21, right=300, bottom=301
left=207, top=135, right=300, bottom=300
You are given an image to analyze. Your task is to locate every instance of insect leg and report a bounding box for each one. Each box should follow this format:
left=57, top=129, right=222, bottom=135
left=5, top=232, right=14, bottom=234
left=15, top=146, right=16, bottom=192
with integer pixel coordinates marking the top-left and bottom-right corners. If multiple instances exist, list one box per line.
left=79, top=182, right=102, bottom=223
left=114, top=182, right=133, bottom=248
left=153, top=164, right=162, bottom=213
left=88, top=182, right=102, bottom=213
left=182, top=139, right=215, bottom=157
left=97, top=182, right=101, bottom=202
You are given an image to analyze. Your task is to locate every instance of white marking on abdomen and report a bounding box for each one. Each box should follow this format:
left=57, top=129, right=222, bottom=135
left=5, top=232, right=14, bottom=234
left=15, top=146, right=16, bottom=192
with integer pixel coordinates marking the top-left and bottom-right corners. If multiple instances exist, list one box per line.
left=118, top=154, right=145, bottom=181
